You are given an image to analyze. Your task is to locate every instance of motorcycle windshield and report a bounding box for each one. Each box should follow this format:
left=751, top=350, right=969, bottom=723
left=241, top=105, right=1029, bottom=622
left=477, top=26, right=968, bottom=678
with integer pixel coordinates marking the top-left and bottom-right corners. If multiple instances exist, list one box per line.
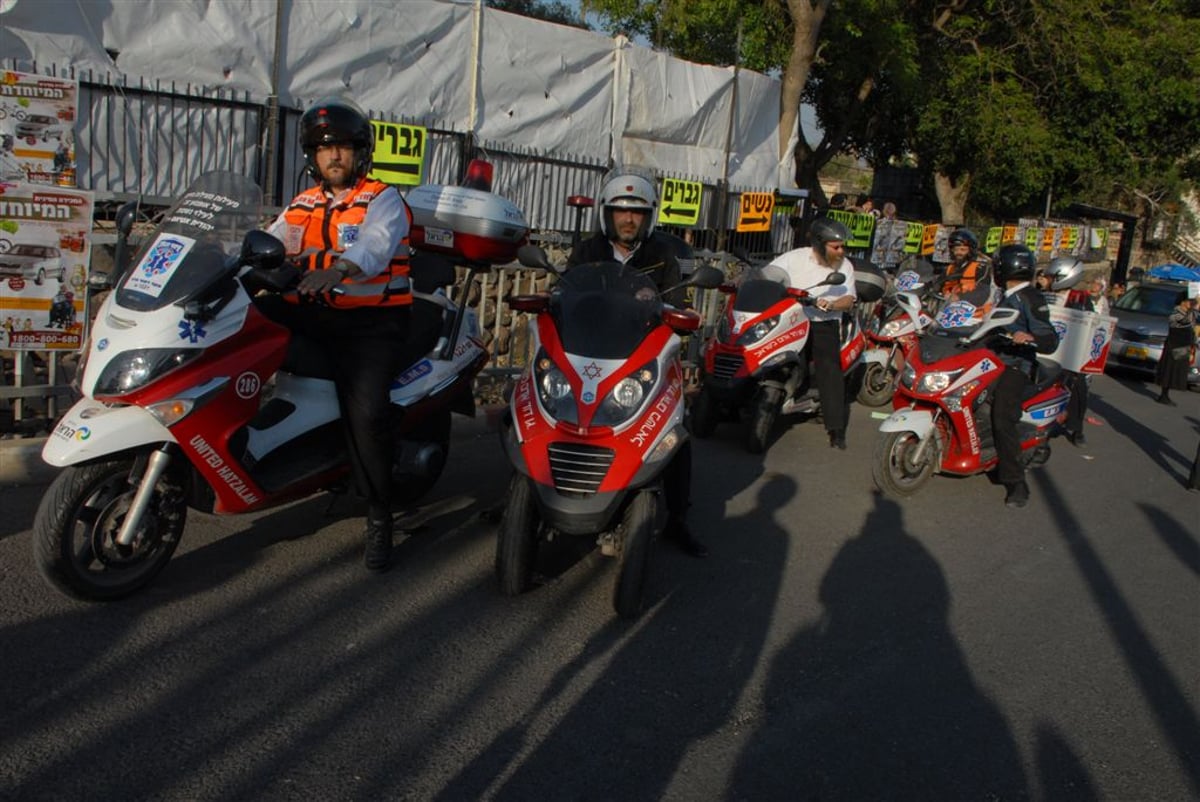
left=551, top=261, right=661, bottom=359
left=733, top=265, right=790, bottom=312
left=115, top=172, right=264, bottom=312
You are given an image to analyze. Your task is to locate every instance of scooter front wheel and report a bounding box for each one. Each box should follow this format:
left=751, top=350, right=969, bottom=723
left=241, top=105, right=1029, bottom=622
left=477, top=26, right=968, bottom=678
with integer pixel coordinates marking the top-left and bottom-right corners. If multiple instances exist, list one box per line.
left=687, top=387, right=719, bottom=438
left=872, top=430, right=937, bottom=498
left=32, top=456, right=187, bottom=601
left=495, top=473, right=539, bottom=596
left=613, top=489, right=658, bottom=620
left=745, top=387, right=782, bottom=454
left=857, top=362, right=896, bottom=407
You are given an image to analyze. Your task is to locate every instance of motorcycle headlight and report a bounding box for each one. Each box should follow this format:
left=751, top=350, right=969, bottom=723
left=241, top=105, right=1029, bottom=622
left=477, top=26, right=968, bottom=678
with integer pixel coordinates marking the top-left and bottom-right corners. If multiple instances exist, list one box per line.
left=899, top=363, right=917, bottom=389
left=737, top=315, right=780, bottom=346
left=914, top=369, right=963, bottom=395
left=534, top=349, right=578, bottom=425
left=94, top=348, right=201, bottom=397
left=594, top=360, right=659, bottom=427
left=879, top=319, right=908, bottom=338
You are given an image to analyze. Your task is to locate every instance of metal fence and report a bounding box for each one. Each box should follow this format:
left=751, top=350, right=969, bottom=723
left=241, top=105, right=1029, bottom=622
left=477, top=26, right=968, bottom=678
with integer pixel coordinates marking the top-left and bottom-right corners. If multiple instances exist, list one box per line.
left=2, top=66, right=799, bottom=432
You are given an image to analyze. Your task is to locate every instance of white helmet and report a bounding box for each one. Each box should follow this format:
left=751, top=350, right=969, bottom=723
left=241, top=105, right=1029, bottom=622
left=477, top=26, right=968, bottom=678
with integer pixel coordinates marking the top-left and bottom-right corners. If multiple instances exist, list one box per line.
left=1046, top=256, right=1086, bottom=291
left=598, top=166, right=658, bottom=244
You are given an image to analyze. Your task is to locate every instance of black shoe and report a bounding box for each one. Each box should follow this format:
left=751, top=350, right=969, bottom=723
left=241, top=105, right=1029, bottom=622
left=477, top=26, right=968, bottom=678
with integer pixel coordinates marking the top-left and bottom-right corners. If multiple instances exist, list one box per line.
left=1068, top=430, right=1087, bottom=447
left=829, top=430, right=847, bottom=450
left=1004, top=481, right=1030, bottom=509
left=666, top=521, right=708, bottom=558
left=1156, top=395, right=1177, bottom=406
left=363, top=517, right=393, bottom=572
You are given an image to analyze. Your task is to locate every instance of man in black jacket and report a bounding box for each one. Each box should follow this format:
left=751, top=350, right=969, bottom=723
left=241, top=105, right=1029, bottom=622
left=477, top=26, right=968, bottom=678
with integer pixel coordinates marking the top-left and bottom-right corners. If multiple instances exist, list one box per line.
left=567, top=166, right=704, bottom=557
left=567, top=167, right=686, bottom=307
left=991, top=245, right=1060, bottom=509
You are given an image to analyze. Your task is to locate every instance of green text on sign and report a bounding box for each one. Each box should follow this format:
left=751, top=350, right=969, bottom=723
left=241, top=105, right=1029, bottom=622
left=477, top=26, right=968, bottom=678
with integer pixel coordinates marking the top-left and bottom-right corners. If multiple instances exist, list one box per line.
left=825, top=210, right=876, bottom=249
left=659, top=178, right=702, bottom=226
left=369, top=121, right=426, bottom=186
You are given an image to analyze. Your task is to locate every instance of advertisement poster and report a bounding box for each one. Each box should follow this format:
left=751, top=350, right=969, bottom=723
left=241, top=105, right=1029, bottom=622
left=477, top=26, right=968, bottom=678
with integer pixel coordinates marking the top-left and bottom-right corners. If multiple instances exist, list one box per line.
left=1048, top=306, right=1117, bottom=375
left=0, top=182, right=93, bottom=351
left=0, top=70, right=79, bottom=187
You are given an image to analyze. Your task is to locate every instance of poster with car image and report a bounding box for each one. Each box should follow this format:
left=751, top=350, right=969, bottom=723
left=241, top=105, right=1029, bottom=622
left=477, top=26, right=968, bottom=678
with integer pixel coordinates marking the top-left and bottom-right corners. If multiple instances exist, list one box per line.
left=0, top=182, right=93, bottom=351
left=0, top=70, right=78, bottom=187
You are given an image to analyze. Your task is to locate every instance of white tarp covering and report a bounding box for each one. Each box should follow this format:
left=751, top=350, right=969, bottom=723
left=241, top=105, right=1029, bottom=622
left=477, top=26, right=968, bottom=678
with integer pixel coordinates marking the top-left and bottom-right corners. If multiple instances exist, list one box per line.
left=0, top=0, right=788, bottom=188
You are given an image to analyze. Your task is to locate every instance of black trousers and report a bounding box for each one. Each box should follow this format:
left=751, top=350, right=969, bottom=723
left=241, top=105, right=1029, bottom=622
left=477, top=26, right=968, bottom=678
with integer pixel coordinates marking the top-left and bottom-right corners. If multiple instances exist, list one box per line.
left=991, top=365, right=1028, bottom=486
left=1064, top=371, right=1088, bottom=433
left=809, top=319, right=848, bottom=433
left=258, top=297, right=411, bottom=517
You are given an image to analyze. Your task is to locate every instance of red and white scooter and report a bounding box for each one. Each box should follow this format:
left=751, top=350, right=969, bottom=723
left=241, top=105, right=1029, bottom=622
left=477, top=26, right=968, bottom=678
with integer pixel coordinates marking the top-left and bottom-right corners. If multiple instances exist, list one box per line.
left=689, top=263, right=873, bottom=453
left=495, top=247, right=723, bottom=619
left=872, top=304, right=1070, bottom=497
left=33, top=169, right=521, bottom=600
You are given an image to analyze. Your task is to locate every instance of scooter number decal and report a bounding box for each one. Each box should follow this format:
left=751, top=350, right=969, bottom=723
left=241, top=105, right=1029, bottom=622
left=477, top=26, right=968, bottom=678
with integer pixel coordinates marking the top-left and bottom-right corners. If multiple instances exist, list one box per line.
left=235, top=371, right=260, bottom=399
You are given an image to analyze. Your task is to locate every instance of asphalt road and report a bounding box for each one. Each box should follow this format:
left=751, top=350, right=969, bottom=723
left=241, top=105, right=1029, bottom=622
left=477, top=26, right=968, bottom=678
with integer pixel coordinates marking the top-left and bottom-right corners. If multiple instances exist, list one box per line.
left=1, top=372, right=1197, bottom=801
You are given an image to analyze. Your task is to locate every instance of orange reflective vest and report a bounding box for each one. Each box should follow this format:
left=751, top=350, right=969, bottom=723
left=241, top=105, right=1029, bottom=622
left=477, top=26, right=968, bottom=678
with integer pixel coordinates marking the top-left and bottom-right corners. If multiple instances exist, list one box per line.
left=280, top=178, right=412, bottom=308
left=943, top=259, right=983, bottom=295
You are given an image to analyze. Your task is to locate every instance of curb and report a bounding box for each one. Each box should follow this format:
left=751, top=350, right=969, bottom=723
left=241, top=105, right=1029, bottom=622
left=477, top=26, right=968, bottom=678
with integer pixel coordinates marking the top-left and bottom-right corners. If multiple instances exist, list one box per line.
left=0, top=405, right=508, bottom=489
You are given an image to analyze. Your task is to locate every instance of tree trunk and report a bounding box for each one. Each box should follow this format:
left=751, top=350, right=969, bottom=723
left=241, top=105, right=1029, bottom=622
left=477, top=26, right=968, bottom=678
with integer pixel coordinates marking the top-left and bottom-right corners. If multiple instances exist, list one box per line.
left=779, top=0, right=831, bottom=161
left=934, top=171, right=971, bottom=225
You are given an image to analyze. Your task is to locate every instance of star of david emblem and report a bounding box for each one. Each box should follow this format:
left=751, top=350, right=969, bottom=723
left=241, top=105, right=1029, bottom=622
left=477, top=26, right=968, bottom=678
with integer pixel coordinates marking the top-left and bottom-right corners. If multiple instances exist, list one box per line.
left=583, top=362, right=603, bottom=379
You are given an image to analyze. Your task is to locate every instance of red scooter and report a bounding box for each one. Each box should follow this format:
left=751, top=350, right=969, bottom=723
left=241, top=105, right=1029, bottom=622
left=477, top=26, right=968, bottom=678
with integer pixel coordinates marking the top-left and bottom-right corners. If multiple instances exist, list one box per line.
left=689, top=263, right=871, bottom=453
left=495, top=247, right=723, bottom=619
left=33, top=171, right=509, bottom=600
left=872, top=305, right=1070, bottom=497
left=857, top=259, right=940, bottom=407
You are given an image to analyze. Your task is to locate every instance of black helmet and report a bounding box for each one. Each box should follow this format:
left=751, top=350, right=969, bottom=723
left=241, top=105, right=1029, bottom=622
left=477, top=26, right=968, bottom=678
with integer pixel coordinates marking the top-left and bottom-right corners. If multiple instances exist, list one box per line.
left=994, top=244, right=1037, bottom=283
left=810, top=217, right=850, bottom=251
left=299, top=97, right=374, bottom=183
left=948, top=228, right=978, bottom=254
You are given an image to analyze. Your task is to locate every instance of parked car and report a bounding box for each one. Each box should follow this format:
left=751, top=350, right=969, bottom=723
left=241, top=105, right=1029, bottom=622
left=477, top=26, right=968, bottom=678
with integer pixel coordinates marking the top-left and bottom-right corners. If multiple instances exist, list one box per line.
left=1105, top=280, right=1200, bottom=387
left=15, top=114, right=67, bottom=142
left=0, top=243, right=65, bottom=285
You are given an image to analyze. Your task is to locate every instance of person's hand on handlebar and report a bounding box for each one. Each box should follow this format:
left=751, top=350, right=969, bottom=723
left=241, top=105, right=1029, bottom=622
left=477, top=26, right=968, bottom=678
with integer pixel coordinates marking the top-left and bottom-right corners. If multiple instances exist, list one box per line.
left=1010, top=331, right=1035, bottom=345
left=298, top=261, right=355, bottom=297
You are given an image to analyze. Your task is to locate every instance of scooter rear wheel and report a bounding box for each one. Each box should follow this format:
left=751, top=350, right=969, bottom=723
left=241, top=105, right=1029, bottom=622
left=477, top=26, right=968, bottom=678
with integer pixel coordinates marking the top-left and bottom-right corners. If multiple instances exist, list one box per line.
left=613, top=489, right=658, bottom=619
left=857, top=362, right=895, bottom=407
left=32, top=456, right=187, bottom=601
left=392, top=408, right=452, bottom=506
left=872, top=430, right=937, bottom=498
left=495, top=473, right=539, bottom=596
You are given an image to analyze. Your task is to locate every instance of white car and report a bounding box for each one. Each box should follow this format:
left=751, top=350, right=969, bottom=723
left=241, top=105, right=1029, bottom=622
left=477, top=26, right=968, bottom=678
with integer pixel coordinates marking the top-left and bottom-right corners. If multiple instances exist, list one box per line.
left=15, top=114, right=67, bottom=142
left=0, top=244, right=65, bottom=285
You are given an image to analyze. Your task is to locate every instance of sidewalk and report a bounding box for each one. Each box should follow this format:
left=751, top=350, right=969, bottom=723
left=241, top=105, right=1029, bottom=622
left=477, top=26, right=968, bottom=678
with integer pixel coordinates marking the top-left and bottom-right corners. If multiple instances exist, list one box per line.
left=0, top=405, right=507, bottom=488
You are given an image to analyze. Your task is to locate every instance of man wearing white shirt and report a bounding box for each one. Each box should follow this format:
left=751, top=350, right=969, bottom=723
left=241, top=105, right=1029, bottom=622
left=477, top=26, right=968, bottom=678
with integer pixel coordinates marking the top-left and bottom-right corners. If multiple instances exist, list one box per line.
left=767, top=218, right=857, bottom=449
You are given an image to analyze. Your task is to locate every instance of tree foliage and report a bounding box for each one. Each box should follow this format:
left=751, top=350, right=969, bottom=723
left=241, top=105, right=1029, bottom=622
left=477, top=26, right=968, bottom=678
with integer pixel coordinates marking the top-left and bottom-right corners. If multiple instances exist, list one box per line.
left=554, top=1, right=1200, bottom=225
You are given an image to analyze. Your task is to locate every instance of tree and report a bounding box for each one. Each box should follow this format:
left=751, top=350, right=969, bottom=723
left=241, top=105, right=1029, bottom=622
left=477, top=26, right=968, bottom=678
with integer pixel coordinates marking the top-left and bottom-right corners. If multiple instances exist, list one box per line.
left=575, top=1, right=1200, bottom=227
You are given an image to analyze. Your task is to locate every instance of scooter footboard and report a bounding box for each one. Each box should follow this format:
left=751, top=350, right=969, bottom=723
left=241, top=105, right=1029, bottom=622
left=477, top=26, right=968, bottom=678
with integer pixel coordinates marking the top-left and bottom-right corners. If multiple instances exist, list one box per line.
left=878, top=407, right=934, bottom=439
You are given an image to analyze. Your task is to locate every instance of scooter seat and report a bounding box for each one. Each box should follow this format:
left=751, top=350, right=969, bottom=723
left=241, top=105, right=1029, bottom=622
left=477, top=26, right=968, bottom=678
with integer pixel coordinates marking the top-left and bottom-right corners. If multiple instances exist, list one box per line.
left=1024, top=357, right=1063, bottom=399
left=278, top=298, right=445, bottom=381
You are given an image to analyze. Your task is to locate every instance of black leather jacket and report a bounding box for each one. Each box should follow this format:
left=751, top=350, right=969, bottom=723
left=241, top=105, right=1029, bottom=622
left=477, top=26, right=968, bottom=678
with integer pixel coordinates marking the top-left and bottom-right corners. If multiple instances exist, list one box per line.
left=567, top=231, right=685, bottom=307
left=996, top=284, right=1059, bottom=375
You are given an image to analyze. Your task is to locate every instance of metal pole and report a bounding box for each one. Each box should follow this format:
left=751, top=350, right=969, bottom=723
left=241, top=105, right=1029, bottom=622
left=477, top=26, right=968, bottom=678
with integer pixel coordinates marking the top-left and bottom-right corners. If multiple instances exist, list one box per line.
left=715, top=21, right=742, bottom=253
left=262, top=0, right=285, bottom=205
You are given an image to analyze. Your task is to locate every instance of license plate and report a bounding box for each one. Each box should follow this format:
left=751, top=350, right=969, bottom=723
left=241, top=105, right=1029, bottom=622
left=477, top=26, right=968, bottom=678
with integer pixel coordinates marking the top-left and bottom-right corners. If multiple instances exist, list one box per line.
left=1125, top=345, right=1149, bottom=360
